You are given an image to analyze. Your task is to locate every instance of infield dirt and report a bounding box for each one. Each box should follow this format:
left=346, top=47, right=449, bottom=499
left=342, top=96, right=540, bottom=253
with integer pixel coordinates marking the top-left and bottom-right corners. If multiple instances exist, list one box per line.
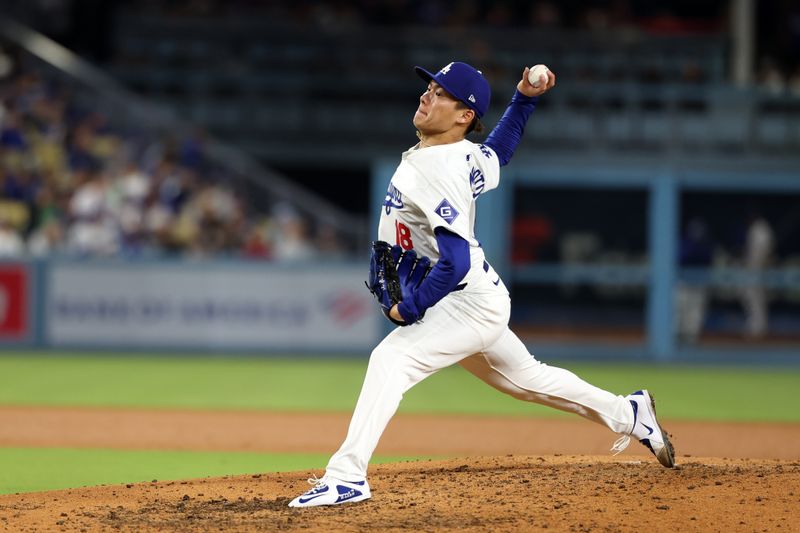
left=1, top=407, right=799, bottom=532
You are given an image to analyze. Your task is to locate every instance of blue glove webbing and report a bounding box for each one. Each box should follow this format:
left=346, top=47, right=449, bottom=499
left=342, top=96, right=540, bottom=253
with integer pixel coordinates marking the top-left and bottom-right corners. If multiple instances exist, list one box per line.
left=483, top=90, right=538, bottom=167
left=397, top=227, right=471, bottom=323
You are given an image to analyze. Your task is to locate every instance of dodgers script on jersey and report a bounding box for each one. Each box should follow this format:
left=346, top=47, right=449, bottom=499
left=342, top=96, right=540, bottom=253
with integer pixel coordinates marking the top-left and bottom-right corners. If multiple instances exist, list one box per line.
left=378, top=139, right=506, bottom=294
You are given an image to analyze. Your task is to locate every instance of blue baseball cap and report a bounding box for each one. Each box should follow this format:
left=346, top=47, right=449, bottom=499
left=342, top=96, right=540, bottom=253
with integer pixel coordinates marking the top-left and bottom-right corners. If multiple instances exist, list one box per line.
left=414, top=61, right=491, bottom=118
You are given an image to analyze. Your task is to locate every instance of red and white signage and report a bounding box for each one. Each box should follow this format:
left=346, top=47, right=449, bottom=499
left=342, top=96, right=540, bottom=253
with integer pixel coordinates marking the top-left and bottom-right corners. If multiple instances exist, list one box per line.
left=0, top=265, right=28, bottom=339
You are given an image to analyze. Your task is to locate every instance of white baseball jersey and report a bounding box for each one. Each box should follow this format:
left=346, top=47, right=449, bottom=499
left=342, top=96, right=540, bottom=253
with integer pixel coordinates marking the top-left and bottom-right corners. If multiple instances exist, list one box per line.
left=324, top=139, right=635, bottom=484
left=377, top=139, right=507, bottom=295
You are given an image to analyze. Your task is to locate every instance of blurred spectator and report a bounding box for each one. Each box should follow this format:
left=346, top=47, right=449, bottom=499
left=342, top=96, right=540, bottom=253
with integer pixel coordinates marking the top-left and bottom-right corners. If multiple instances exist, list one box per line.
left=66, top=170, right=118, bottom=256
left=1, top=110, right=27, bottom=150
left=27, top=217, right=64, bottom=256
left=271, top=202, right=315, bottom=262
left=181, top=183, right=244, bottom=257
left=142, top=187, right=175, bottom=251
left=241, top=218, right=272, bottom=259
left=30, top=182, right=64, bottom=229
left=315, top=225, right=346, bottom=260
left=740, top=212, right=774, bottom=339
left=675, top=218, right=713, bottom=344
left=757, top=57, right=787, bottom=95
left=0, top=215, right=24, bottom=256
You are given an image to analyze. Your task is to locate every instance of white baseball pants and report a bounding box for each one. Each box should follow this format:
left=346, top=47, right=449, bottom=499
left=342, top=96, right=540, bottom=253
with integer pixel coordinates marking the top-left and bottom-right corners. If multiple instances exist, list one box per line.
left=325, top=289, right=635, bottom=482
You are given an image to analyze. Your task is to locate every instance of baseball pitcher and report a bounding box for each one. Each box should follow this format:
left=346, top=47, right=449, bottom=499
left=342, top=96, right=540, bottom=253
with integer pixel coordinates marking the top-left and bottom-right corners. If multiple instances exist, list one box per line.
left=289, top=61, right=675, bottom=508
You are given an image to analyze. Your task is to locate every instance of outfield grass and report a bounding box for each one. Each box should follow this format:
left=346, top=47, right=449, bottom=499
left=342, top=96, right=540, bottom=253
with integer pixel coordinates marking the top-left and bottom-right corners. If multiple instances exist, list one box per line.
left=0, top=448, right=423, bottom=495
left=0, top=352, right=798, bottom=495
left=0, top=353, right=798, bottom=422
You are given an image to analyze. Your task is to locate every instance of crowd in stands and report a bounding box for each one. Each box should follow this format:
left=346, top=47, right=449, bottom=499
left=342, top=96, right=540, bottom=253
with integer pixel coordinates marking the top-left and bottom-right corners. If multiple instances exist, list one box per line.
left=0, top=46, right=342, bottom=260
left=2, top=1, right=798, bottom=262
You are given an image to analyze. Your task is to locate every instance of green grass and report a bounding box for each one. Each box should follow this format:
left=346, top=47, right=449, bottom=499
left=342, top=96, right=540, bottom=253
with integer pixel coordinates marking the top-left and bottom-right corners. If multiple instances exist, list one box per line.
left=0, top=354, right=367, bottom=411
left=0, top=448, right=424, bottom=495
left=0, top=352, right=798, bottom=495
left=0, top=353, right=798, bottom=422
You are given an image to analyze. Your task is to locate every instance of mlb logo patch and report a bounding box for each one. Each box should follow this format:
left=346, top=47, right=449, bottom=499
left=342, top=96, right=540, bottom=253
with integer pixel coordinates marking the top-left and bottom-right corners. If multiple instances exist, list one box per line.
left=434, top=198, right=459, bottom=225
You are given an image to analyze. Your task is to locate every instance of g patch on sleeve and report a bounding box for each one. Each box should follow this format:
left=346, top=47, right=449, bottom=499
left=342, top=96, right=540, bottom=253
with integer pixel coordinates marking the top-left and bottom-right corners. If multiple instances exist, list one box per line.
left=434, top=198, right=459, bottom=225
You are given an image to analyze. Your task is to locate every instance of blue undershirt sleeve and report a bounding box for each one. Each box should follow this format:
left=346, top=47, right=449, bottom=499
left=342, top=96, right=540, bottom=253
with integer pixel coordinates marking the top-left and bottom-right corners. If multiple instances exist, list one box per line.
left=483, top=90, right=538, bottom=167
left=396, top=228, right=470, bottom=322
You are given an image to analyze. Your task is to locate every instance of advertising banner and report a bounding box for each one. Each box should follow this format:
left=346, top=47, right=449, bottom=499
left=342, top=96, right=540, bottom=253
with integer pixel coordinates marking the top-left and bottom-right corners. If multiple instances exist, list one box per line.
left=46, top=263, right=379, bottom=351
left=0, top=264, right=29, bottom=340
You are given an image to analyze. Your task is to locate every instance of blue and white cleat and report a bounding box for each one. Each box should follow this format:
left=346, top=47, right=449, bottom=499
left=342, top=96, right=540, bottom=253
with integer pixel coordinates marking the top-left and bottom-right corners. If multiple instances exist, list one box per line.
left=288, top=475, right=371, bottom=508
left=612, top=390, right=676, bottom=468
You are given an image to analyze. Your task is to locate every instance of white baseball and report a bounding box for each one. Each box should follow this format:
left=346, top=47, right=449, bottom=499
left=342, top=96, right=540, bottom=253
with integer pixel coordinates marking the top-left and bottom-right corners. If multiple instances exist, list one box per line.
left=527, top=64, right=549, bottom=88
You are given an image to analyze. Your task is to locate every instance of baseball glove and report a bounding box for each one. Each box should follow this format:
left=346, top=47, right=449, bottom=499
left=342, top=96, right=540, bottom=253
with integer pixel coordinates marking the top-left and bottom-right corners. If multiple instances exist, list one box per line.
left=365, top=241, right=431, bottom=326
left=366, top=241, right=402, bottom=321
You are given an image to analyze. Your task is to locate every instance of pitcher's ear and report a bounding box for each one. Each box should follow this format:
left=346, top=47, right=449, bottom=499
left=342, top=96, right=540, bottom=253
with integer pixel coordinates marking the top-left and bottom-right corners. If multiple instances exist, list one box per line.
left=458, top=108, right=475, bottom=125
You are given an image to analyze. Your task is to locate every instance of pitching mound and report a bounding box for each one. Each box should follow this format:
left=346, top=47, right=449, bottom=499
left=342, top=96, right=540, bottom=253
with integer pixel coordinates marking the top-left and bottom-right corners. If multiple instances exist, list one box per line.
left=2, top=455, right=797, bottom=532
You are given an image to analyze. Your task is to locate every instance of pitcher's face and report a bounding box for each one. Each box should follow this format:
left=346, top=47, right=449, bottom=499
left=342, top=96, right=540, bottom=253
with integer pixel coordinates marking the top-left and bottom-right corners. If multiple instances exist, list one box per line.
left=413, top=82, right=467, bottom=136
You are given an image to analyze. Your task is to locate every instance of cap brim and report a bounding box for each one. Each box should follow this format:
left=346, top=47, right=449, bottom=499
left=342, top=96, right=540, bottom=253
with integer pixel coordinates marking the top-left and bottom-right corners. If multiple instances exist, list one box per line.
left=414, top=65, right=460, bottom=102
left=414, top=66, right=435, bottom=83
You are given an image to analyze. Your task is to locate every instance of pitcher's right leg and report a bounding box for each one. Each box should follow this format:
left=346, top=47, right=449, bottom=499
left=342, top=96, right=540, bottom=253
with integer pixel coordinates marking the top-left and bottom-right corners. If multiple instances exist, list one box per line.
left=323, top=293, right=511, bottom=483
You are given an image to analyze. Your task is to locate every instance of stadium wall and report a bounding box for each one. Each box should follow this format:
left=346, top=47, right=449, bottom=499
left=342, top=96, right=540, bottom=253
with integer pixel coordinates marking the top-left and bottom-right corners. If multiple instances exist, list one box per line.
left=0, top=260, right=380, bottom=354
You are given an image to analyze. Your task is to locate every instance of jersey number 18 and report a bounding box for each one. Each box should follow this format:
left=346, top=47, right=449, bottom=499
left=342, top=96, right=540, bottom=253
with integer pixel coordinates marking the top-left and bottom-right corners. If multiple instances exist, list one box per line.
left=395, top=220, right=414, bottom=250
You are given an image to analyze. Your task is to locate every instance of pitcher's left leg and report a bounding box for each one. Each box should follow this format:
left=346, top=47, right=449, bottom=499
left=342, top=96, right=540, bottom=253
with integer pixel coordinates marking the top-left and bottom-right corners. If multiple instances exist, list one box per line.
left=461, top=327, right=633, bottom=432
left=459, top=327, right=674, bottom=466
